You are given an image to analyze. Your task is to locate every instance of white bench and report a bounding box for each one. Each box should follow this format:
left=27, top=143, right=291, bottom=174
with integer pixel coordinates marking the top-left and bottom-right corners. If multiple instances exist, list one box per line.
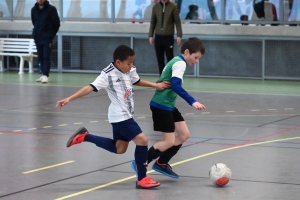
left=0, top=38, right=37, bottom=74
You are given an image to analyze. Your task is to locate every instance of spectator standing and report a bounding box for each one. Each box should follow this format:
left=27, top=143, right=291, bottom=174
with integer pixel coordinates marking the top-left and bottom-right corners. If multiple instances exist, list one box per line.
left=149, top=0, right=182, bottom=76
left=31, top=0, right=60, bottom=83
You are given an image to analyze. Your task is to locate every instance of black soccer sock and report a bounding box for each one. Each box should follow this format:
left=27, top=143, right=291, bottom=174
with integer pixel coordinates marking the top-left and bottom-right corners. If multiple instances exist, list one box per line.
left=158, top=144, right=182, bottom=164
left=135, top=145, right=148, bottom=181
left=147, top=146, right=162, bottom=164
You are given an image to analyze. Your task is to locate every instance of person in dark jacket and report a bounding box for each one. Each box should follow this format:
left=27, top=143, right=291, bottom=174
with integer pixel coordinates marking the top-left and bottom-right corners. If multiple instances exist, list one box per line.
left=253, top=0, right=265, bottom=21
left=149, top=0, right=182, bottom=76
left=185, top=5, right=199, bottom=20
left=31, top=0, right=60, bottom=83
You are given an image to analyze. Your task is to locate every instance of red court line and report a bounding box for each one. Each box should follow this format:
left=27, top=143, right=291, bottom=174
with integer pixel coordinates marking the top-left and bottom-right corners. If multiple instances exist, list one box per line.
left=148, top=139, right=232, bottom=147
left=0, top=130, right=69, bottom=137
left=0, top=146, right=88, bottom=152
left=229, top=125, right=300, bottom=148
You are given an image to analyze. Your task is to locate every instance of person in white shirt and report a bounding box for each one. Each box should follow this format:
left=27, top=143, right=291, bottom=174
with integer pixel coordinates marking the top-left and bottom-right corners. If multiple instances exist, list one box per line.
left=56, top=45, right=170, bottom=189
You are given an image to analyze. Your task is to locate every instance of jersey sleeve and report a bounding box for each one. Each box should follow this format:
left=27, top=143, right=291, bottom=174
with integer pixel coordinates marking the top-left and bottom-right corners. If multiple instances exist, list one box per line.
left=90, top=71, right=109, bottom=92
left=130, top=66, right=140, bottom=85
left=171, top=61, right=186, bottom=80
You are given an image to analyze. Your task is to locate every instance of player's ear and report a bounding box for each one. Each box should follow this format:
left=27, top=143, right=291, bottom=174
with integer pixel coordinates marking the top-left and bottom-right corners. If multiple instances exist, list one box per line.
left=184, top=49, right=190, bottom=55
left=115, top=59, right=120, bottom=67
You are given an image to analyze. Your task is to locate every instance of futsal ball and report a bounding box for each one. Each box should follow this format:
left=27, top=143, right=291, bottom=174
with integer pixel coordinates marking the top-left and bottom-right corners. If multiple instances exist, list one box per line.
left=209, top=163, right=232, bottom=186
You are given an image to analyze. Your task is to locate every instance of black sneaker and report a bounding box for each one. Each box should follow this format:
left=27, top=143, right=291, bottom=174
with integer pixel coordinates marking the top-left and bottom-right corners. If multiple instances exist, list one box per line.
left=152, top=160, right=179, bottom=179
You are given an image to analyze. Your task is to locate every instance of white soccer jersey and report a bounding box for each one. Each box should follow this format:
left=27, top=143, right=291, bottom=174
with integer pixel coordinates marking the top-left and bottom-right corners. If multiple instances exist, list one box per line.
left=90, top=63, right=140, bottom=123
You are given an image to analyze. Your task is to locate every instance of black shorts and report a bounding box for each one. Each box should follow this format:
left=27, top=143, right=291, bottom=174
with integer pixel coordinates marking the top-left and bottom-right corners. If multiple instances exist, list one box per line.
left=150, top=106, right=184, bottom=132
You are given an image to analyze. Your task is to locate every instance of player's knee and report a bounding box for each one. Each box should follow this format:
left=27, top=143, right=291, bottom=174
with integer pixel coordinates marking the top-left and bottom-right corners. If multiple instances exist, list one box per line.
left=165, top=137, right=176, bottom=148
left=117, top=147, right=127, bottom=154
left=179, top=131, right=190, bottom=143
left=133, top=133, right=148, bottom=146
left=139, top=137, right=148, bottom=146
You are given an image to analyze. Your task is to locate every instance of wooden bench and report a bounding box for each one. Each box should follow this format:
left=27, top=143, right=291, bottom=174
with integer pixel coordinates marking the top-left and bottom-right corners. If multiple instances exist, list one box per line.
left=0, top=38, right=37, bottom=74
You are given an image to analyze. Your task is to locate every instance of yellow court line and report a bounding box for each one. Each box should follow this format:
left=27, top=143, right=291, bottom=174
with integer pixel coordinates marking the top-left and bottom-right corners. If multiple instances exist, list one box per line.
left=55, top=136, right=300, bottom=200
left=185, top=113, right=194, bottom=115
left=23, top=160, right=75, bottom=174
left=201, top=112, right=210, bottom=114
left=172, top=136, right=300, bottom=166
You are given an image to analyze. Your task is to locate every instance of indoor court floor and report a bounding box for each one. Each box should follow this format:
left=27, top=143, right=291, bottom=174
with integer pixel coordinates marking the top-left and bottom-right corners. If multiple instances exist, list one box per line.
left=0, top=72, right=300, bottom=200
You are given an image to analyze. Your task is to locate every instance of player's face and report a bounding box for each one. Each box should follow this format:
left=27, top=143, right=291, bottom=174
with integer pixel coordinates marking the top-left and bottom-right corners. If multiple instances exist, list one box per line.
left=184, top=51, right=202, bottom=66
left=116, top=55, right=135, bottom=73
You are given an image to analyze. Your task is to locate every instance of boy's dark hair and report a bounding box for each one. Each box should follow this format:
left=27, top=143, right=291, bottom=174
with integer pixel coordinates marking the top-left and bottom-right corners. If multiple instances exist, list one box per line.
left=113, top=45, right=135, bottom=62
left=181, top=37, right=205, bottom=55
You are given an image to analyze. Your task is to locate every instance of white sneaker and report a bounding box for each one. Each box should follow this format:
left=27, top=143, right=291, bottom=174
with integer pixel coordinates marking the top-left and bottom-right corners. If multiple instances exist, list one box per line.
left=41, top=76, right=49, bottom=83
left=36, top=75, right=44, bottom=82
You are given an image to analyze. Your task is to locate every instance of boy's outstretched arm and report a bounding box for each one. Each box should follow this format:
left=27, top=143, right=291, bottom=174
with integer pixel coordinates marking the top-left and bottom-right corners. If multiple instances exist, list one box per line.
left=171, top=77, right=206, bottom=110
left=56, top=85, right=94, bottom=110
left=135, top=80, right=170, bottom=90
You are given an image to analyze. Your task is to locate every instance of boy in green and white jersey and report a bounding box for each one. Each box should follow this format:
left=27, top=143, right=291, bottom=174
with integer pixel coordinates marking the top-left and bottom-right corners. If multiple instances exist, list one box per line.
left=131, top=37, right=206, bottom=179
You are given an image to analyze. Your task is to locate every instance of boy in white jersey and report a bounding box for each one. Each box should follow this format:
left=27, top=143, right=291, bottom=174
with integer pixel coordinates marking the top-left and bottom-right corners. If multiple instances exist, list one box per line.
left=56, top=45, right=169, bottom=189
left=130, top=37, right=206, bottom=179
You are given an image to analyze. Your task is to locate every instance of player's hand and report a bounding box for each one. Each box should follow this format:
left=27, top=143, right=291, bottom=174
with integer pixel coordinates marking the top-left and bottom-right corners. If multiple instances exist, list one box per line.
left=56, top=98, right=70, bottom=110
left=192, top=102, right=206, bottom=110
left=177, top=37, right=181, bottom=45
left=155, top=81, right=170, bottom=90
left=149, top=37, right=154, bottom=45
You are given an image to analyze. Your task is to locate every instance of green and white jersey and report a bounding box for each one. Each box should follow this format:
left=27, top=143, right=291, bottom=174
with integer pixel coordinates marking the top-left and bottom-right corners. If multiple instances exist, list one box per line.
left=150, top=55, right=186, bottom=110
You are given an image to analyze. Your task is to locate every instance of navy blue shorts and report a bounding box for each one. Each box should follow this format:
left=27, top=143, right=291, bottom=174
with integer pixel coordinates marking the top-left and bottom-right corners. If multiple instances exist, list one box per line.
left=111, top=118, right=143, bottom=142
